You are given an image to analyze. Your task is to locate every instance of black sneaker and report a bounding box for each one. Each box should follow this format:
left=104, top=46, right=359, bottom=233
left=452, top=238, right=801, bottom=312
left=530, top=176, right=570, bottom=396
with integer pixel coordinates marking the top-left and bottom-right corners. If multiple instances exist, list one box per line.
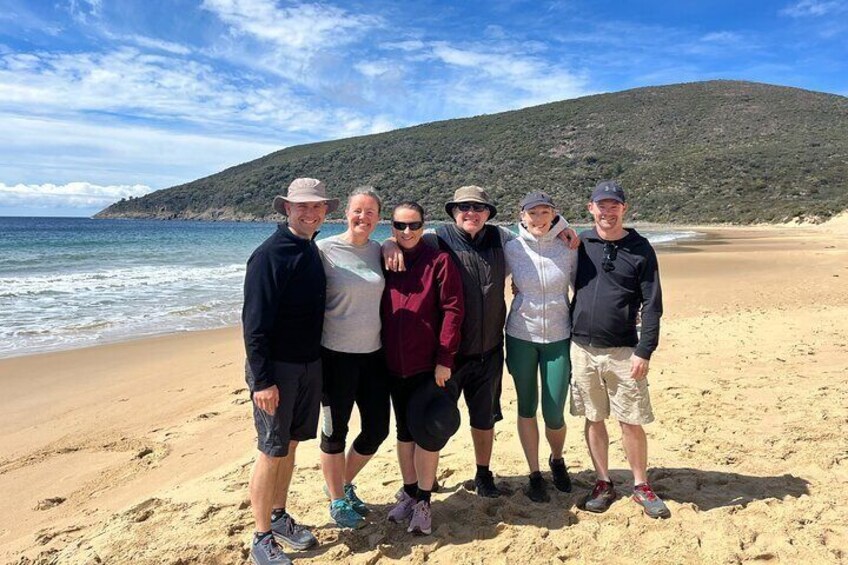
left=474, top=470, right=501, bottom=498
left=583, top=479, right=616, bottom=513
left=525, top=472, right=550, bottom=503
left=251, top=533, right=292, bottom=565
left=549, top=456, right=572, bottom=493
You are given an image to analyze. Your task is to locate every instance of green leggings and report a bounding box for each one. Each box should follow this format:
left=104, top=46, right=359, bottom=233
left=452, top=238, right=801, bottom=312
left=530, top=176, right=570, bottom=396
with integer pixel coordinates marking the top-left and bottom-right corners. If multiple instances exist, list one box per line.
left=505, top=335, right=571, bottom=429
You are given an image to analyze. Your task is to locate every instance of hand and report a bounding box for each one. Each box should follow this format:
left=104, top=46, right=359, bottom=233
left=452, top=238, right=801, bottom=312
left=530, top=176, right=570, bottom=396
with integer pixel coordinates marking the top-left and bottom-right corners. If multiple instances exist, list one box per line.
left=253, top=385, right=280, bottom=415
left=434, top=364, right=452, bottom=388
left=557, top=227, right=580, bottom=250
left=381, top=239, right=406, bottom=272
left=630, top=354, right=650, bottom=380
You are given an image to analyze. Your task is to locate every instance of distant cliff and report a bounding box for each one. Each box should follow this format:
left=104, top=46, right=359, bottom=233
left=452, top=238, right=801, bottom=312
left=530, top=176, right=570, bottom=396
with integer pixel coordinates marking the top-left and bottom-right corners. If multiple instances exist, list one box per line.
left=96, top=80, right=848, bottom=224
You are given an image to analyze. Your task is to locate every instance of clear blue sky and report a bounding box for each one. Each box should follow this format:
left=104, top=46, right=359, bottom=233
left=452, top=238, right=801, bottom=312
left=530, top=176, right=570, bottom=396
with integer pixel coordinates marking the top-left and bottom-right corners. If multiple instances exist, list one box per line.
left=1, top=0, right=846, bottom=216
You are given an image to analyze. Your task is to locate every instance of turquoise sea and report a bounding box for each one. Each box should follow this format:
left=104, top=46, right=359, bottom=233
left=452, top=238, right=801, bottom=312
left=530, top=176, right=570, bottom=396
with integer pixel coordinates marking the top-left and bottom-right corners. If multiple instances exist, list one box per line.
left=0, top=217, right=701, bottom=359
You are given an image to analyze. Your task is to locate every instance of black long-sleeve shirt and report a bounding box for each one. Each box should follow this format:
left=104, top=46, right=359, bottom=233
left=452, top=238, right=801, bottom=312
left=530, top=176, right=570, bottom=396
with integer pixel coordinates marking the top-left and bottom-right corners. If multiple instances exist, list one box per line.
left=242, top=223, right=326, bottom=391
left=570, top=227, right=663, bottom=359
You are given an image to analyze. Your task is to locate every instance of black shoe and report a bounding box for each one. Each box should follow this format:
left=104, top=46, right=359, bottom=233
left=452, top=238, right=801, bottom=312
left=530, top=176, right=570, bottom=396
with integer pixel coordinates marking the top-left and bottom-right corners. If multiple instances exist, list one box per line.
left=549, top=456, right=572, bottom=493
left=474, top=470, right=501, bottom=498
left=526, top=472, right=550, bottom=503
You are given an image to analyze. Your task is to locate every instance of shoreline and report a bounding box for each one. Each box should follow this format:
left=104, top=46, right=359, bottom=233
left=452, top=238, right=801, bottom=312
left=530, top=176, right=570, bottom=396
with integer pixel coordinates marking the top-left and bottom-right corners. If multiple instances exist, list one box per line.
left=2, top=223, right=712, bottom=362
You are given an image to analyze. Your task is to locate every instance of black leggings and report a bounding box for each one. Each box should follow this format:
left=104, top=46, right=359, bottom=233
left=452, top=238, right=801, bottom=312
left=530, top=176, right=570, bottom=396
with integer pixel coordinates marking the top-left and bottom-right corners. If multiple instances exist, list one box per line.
left=319, top=347, right=391, bottom=456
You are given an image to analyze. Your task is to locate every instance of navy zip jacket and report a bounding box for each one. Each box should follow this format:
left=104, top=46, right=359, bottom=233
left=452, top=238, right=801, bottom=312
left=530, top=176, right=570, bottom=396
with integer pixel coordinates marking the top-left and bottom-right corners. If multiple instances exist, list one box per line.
left=242, top=223, right=326, bottom=391
left=570, top=227, right=662, bottom=359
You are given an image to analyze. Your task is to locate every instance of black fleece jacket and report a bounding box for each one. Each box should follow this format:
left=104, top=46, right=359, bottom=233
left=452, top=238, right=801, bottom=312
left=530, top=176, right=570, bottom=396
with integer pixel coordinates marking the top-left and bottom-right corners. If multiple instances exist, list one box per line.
left=570, top=227, right=663, bottom=359
left=242, top=223, right=326, bottom=391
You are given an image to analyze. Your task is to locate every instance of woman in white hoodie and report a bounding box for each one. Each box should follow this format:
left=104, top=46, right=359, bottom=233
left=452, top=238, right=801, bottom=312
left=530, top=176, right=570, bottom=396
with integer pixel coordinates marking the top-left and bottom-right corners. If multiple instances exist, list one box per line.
left=504, top=192, right=578, bottom=503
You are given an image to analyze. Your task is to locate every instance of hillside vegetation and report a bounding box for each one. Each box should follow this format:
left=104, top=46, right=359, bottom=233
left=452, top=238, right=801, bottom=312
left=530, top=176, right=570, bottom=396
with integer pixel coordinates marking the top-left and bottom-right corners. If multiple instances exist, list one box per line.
left=96, top=80, right=848, bottom=224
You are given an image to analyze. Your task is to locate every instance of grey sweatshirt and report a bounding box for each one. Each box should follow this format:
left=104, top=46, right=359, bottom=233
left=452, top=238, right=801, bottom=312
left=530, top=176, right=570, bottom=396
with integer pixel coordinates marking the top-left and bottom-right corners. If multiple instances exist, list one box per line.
left=317, top=234, right=385, bottom=353
left=505, top=217, right=577, bottom=343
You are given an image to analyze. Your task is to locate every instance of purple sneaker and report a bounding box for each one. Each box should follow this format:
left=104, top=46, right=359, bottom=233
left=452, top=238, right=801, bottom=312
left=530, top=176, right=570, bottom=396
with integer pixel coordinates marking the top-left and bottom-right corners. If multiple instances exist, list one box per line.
left=387, top=490, right=416, bottom=523
left=407, top=500, right=432, bottom=535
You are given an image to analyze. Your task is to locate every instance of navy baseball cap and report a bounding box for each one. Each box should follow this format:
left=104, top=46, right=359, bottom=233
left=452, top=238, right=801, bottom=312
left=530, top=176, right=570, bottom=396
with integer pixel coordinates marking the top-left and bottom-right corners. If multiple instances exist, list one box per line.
left=590, top=180, right=626, bottom=203
left=519, top=191, right=556, bottom=211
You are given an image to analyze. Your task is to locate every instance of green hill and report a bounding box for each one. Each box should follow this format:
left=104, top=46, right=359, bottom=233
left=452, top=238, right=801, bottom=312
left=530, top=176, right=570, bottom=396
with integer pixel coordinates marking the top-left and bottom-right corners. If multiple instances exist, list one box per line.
left=96, top=80, right=848, bottom=224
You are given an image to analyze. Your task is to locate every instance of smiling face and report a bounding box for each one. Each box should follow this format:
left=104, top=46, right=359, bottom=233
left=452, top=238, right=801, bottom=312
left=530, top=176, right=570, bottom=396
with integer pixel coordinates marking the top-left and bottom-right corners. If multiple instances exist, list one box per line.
left=452, top=203, right=490, bottom=238
left=588, top=198, right=627, bottom=239
left=520, top=204, right=555, bottom=237
left=284, top=200, right=328, bottom=239
left=345, top=193, right=380, bottom=241
left=392, top=206, right=424, bottom=250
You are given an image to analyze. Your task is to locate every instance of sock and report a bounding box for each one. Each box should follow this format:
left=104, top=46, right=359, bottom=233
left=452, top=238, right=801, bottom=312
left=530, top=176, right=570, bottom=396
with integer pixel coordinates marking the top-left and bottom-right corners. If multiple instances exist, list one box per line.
left=416, top=488, right=432, bottom=503
left=403, top=482, right=418, bottom=497
left=254, top=530, right=272, bottom=544
left=550, top=456, right=565, bottom=465
left=270, top=507, right=286, bottom=522
left=476, top=464, right=490, bottom=477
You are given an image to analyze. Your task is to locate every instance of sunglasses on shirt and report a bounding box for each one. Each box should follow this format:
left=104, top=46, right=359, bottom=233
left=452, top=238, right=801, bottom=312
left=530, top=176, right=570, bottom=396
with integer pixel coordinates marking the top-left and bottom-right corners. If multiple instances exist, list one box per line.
left=392, top=220, right=424, bottom=231
left=455, top=203, right=489, bottom=213
left=602, top=242, right=618, bottom=272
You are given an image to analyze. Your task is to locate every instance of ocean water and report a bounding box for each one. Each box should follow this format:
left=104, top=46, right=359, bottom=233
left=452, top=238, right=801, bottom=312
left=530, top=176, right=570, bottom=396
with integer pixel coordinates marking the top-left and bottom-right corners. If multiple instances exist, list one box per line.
left=0, top=217, right=700, bottom=359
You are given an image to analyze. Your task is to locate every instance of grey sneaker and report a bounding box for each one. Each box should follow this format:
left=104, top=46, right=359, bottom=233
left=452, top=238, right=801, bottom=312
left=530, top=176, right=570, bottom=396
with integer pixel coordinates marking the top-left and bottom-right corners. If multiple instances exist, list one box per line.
left=583, top=480, right=616, bottom=513
left=344, top=483, right=370, bottom=516
left=387, top=490, right=416, bottom=523
left=251, top=533, right=292, bottom=565
left=632, top=483, right=671, bottom=519
left=270, top=512, right=318, bottom=550
left=407, top=500, right=432, bottom=535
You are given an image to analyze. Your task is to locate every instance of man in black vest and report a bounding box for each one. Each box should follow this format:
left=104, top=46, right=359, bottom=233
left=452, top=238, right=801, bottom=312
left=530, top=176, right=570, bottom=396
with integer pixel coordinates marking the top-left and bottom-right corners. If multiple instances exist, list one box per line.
left=405, top=186, right=578, bottom=497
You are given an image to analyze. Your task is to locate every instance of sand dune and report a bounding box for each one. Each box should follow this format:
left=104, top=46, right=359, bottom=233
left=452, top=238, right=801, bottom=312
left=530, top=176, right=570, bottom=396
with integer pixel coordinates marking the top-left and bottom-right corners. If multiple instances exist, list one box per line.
left=2, top=222, right=847, bottom=564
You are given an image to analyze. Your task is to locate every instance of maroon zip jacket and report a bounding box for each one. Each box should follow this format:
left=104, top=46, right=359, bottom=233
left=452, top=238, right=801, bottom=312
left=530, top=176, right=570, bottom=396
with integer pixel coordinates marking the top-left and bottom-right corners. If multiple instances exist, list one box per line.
left=381, top=242, right=465, bottom=378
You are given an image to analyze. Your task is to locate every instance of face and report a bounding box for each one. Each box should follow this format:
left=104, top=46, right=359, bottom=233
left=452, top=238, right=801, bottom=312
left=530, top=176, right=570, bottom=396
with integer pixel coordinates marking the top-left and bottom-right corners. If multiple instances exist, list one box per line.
left=392, top=207, right=424, bottom=250
left=452, top=202, right=490, bottom=237
left=520, top=205, right=555, bottom=237
left=588, top=199, right=627, bottom=232
left=284, top=200, right=328, bottom=238
left=345, top=194, right=380, bottom=239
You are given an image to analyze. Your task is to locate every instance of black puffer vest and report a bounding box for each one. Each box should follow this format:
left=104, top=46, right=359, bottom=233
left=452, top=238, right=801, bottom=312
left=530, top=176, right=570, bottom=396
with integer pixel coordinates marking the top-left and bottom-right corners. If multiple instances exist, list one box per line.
left=436, top=223, right=506, bottom=357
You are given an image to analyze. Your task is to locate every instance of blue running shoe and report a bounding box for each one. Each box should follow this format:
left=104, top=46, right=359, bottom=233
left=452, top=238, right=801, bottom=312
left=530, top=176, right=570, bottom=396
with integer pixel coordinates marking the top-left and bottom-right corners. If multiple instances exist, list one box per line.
left=330, top=498, right=365, bottom=529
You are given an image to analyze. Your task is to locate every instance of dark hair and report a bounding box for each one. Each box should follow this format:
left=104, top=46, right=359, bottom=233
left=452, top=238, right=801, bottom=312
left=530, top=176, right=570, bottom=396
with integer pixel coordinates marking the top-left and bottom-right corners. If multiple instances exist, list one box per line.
left=347, top=186, right=382, bottom=213
left=392, top=201, right=425, bottom=222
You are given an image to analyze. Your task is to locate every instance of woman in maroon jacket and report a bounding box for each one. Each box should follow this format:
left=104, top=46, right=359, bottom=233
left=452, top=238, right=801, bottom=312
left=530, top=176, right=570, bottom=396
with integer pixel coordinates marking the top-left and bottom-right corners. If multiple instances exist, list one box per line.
left=381, top=201, right=464, bottom=535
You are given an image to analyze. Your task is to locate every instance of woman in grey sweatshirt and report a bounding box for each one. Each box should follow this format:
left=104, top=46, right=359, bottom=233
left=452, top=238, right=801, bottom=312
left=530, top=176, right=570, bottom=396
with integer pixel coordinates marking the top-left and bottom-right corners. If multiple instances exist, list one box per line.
left=504, top=192, right=578, bottom=503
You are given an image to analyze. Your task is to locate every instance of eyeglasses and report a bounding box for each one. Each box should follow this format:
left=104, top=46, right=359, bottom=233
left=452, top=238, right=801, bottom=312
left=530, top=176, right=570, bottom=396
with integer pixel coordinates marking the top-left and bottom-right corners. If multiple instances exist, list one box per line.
left=602, top=242, right=618, bottom=272
left=456, top=203, right=489, bottom=213
left=392, top=220, right=424, bottom=231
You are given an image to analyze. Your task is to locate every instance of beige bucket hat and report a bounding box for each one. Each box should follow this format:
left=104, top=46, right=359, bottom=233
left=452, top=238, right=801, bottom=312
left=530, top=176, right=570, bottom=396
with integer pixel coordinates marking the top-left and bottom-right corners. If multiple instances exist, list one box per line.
left=273, top=178, right=339, bottom=215
left=444, top=185, right=497, bottom=220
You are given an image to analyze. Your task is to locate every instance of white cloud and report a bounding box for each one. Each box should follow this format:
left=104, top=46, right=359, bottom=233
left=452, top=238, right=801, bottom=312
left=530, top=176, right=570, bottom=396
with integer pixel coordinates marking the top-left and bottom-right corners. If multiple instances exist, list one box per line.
left=701, top=31, right=742, bottom=43
left=0, top=182, right=152, bottom=209
left=201, top=0, right=381, bottom=51
left=781, top=0, right=846, bottom=17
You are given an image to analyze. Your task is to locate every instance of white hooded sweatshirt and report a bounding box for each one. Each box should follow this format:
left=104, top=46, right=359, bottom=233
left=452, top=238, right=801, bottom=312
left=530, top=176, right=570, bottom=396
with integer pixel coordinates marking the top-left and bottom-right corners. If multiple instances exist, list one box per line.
left=505, top=216, right=578, bottom=343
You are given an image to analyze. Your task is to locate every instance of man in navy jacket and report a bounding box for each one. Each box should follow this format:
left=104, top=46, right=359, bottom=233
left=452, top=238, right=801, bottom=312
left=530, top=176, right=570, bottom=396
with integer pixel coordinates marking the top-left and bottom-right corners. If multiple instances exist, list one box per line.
left=243, top=178, right=338, bottom=565
left=569, top=180, right=670, bottom=520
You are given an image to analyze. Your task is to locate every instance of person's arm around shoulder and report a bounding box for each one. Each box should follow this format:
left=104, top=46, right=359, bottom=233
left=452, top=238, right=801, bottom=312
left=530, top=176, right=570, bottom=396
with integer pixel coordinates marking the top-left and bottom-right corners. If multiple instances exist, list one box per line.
left=381, top=230, right=439, bottom=272
left=433, top=251, right=465, bottom=387
left=553, top=215, right=580, bottom=250
left=631, top=244, right=663, bottom=380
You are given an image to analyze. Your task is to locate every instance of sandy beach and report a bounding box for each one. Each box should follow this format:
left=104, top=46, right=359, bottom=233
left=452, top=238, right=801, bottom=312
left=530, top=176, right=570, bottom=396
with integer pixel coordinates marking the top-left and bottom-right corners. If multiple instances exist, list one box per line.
left=2, top=219, right=847, bottom=565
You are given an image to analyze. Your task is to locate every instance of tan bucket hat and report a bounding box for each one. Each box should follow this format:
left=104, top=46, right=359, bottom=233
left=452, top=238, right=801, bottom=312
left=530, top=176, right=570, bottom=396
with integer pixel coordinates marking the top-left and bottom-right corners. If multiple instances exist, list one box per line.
left=444, top=185, right=497, bottom=220
left=273, top=178, right=339, bottom=215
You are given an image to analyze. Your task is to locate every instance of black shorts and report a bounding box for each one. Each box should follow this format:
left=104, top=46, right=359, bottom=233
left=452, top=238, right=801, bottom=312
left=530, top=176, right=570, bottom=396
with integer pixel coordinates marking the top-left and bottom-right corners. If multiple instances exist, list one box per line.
left=245, top=359, right=322, bottom=457
left=447, top=346, right=504, bottom=430
left=320, top=347, right=391, bottom=456
left=390, top=372, right=433, bottom=444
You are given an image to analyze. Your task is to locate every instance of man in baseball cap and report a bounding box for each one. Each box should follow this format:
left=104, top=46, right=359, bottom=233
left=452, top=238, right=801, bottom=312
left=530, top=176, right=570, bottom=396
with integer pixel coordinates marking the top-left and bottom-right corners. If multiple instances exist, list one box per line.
left=570, top=180, right=669, bottom=519
left=243, top=178, right=336, bottom=564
